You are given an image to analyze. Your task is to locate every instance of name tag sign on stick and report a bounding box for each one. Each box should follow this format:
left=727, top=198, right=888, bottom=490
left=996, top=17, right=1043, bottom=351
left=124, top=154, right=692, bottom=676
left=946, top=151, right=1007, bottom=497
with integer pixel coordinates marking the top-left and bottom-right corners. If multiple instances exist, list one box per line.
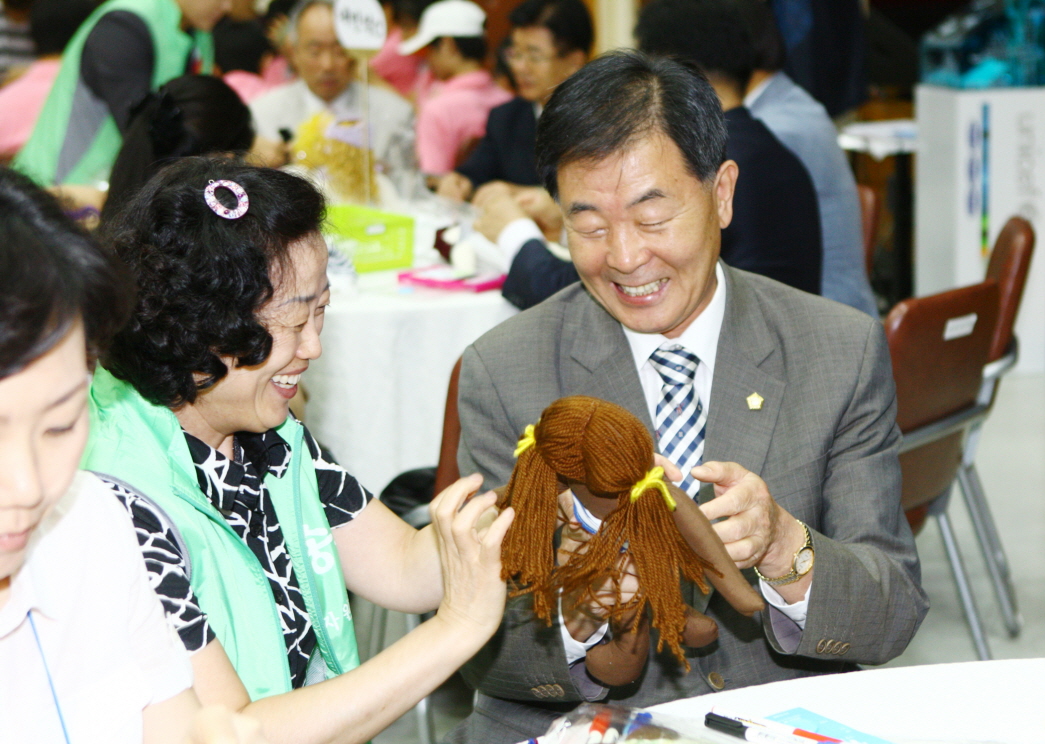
left=333, top=0, right=385, bottom=205
left=334, top=0, right=386, bottom=50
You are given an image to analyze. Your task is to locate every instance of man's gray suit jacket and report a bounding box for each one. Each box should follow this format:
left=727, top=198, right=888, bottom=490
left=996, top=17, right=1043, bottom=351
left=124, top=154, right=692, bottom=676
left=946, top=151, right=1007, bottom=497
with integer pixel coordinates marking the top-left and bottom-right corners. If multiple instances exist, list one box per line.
left=748, top=72, right=877, bottom=317
left=452, top=266, right=928, bottom=744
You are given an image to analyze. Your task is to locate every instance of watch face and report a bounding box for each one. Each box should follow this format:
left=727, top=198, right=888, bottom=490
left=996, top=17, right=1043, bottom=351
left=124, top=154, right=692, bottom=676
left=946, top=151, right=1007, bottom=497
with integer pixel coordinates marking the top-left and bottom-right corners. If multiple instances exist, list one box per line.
left=795, top=547, right=815, bottom=575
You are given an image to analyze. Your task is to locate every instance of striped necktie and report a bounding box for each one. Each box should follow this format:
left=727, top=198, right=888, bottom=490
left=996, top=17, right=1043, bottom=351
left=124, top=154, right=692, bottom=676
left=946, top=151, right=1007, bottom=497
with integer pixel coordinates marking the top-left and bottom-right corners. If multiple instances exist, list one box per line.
left=648, top=344, right=707, bottom=497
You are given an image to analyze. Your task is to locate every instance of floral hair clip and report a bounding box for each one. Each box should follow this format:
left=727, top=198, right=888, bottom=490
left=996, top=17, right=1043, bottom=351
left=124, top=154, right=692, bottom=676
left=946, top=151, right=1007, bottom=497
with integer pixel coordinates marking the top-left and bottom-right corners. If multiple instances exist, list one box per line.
left=204, top=179, right=249, bottom=220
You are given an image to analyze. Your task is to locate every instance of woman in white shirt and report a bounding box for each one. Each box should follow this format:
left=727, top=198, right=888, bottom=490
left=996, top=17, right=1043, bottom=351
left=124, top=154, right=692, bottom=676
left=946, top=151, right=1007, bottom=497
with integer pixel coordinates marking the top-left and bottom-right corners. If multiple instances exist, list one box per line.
left=0, top=166, right=264, bottom=744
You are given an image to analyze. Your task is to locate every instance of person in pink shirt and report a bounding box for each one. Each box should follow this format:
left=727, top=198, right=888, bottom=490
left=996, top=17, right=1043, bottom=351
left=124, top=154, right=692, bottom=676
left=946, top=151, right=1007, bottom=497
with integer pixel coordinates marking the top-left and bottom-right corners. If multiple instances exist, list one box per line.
left=371, top=0, right=434, bottom=100
left=0, top=0, right=94, bottom=161
left=372, top=25, right=425, bottom=97
left=399, top=0, right=511, bottom=176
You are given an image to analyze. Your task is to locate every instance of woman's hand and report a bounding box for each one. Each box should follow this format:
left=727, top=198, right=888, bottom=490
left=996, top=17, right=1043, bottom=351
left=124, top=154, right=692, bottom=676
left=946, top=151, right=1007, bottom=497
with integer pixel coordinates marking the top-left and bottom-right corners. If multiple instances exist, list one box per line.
left=436, top=171, right=474, bottom=202
left=429, top=474, right=515, bottom=636
left=514, top=186, right=563, bottom=241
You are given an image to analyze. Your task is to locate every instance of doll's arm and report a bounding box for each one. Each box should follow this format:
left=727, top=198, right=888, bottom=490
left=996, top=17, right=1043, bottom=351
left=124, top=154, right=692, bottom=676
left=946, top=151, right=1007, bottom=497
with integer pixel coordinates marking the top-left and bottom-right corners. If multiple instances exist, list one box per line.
left=671, top=484, right=765, bottom=616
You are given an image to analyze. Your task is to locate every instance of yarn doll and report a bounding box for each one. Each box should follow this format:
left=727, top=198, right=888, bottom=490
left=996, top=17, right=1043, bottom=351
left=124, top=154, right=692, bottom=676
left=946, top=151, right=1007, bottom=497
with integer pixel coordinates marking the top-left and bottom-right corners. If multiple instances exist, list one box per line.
left=497, top=395, right=764, bottom=686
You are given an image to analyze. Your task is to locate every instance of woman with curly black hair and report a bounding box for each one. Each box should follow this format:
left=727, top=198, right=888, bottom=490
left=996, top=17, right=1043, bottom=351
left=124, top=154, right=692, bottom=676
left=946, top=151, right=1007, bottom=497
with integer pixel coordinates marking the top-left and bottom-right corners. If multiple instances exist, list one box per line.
left=84, top=157, right=514, bottom=744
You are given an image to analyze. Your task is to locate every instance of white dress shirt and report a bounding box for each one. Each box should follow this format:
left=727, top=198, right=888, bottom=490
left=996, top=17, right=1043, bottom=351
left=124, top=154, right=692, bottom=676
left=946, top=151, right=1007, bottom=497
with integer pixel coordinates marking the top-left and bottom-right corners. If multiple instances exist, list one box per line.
left=561, top=263, right=809, bottom=664
left=0, top=472, right=193, bottom=742
left=249, top=78, right=415, bottom=165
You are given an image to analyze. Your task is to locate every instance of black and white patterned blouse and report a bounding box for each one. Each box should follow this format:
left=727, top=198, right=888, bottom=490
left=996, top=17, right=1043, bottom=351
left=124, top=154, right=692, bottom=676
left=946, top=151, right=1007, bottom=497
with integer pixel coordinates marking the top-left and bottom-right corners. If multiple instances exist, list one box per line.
left=105, top=425, right=373, bottom=689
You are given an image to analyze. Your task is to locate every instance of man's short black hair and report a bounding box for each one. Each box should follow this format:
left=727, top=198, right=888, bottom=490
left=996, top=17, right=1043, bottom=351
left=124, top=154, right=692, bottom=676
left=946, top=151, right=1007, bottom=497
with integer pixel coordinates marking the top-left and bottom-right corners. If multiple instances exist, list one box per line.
left=214, top=18, right=273, bottom=74
left=101, top=157, right=326, bottom=408
left=636, top=0, right=756, bottom=93
left=0, top=167, right=132, bottom=379
left=264, top=0, right=296, bottom=25
left=509, top=0, right=592, bottom=57
left=738, top=0, right=785, bottom=72
left=29, top=0, right=96, bottom=57
left=391, top=0, right=434, bottom=25
left=536, top=50, right=727, bottom=200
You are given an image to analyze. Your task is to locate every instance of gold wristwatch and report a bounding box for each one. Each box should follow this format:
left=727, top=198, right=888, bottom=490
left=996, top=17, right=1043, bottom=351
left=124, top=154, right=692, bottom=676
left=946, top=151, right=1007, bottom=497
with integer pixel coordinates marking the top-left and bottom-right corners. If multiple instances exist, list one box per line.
left=754, top=520, right=814, bottom=586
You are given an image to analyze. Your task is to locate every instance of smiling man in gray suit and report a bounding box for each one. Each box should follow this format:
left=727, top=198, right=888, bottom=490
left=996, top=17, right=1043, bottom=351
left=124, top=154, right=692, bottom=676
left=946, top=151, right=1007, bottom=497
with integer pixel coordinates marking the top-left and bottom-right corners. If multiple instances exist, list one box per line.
left=451, top=51, right=927, bottom=744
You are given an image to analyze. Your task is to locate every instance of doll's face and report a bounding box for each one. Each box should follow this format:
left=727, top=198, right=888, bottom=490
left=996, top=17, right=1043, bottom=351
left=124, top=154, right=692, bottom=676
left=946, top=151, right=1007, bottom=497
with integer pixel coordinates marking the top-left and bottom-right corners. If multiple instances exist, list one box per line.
left=566, top=480, right=617, bottom=520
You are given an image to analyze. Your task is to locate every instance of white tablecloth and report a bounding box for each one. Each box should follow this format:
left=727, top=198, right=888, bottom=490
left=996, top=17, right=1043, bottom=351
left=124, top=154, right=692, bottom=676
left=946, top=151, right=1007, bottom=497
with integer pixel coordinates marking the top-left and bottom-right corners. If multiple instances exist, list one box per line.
left=305, top=270, right=516, bottom=493
left=650, top=658, right=1045, bottom=744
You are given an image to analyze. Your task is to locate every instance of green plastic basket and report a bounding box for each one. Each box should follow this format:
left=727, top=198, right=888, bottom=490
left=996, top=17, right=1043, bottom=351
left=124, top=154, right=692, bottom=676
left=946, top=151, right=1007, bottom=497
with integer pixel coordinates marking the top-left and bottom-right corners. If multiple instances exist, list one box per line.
left=325, top=204, right=414, bottom=273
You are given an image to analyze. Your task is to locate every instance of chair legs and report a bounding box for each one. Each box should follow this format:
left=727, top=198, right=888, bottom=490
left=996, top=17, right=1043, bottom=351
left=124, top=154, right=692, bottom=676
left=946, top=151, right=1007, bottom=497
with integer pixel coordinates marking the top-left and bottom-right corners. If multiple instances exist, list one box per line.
left=404, top=612, right=437, bottom=744
left=366, top=604, right=438, bottom=744
left=957, top=462, right=1022, bottom=637
left=368, top=600, right=388, bottom=660
left=931, top=497, right=992, bottom=660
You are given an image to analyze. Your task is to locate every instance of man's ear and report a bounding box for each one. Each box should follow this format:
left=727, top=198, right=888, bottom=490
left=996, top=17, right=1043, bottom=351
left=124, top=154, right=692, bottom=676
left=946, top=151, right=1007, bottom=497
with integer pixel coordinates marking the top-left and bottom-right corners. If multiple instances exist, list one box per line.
left=713, top=160, right=739, bottom=229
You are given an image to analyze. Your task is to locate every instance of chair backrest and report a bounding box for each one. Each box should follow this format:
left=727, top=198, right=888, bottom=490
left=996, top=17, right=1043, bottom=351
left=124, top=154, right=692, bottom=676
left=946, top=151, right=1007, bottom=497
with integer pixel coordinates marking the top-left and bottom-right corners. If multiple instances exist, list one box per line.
left=886, top=280, right=999, bottom=523
left=985, top=216, right=1035, bottom=362
left=857, top=184, right=879, bottom=278
left=433, top=356, right=463, bottom=496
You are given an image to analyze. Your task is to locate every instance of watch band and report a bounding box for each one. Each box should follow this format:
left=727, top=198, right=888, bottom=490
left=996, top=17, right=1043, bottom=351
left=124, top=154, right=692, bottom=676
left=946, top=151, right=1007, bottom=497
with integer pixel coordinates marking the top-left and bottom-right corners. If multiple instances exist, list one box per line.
left=754, top=520, right=813, bottom=586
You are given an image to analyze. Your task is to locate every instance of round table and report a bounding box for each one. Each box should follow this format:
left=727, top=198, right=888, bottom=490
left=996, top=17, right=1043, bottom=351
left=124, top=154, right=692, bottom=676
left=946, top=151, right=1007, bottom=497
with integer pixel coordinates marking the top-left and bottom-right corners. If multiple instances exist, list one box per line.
left=306, top=270, right=516, bottom=493
left=649, top=658, right=1045, bottom=744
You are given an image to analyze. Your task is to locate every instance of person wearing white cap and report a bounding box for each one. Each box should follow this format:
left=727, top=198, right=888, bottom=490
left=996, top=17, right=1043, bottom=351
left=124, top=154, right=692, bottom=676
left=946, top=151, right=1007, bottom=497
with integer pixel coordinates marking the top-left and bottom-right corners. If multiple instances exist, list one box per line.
left=399, top=0, right=512, bottom=176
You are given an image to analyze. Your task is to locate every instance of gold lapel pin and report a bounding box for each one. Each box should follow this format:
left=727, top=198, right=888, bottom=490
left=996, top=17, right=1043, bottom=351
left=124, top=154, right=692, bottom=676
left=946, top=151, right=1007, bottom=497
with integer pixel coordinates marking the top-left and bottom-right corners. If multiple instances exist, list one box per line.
left=746, top=392, right=764, bottom=411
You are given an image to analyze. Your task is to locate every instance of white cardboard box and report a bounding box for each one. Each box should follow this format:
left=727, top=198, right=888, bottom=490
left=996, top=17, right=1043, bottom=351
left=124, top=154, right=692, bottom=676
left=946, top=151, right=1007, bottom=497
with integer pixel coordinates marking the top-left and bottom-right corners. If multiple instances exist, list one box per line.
left=915, top=84, right=1045, bottom=373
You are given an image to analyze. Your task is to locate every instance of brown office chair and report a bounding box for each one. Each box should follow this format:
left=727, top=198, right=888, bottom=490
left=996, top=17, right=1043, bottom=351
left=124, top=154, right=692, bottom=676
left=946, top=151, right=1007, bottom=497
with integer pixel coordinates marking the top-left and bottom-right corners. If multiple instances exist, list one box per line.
left=433, top=357, right=463, bottom=495
left=857, top=184, right=880, bottom=278
left=985, top=216, right=1035, bottom=363
left=948, top=216, right=1036, bottom=644
left=887, top=280, right=999, bottom=659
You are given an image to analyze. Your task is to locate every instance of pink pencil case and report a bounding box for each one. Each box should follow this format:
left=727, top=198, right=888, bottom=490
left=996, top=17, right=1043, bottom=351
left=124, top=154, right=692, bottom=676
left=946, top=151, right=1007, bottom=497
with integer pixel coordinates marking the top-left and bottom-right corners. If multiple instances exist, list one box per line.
left=398, top=266, right=506, bottom=292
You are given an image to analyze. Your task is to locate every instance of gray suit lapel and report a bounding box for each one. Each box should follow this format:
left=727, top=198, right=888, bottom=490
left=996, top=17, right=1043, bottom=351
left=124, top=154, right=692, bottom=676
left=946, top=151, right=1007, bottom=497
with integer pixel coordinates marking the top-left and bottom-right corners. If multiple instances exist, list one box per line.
left=563, top=290, right=654, bottom=432
left=701, top=267, right=786, bottom=501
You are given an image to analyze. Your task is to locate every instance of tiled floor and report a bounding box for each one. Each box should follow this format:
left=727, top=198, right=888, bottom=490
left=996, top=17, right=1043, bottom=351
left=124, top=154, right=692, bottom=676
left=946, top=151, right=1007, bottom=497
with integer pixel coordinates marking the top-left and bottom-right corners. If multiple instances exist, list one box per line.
left=371, top=372, right=1045, bottom=743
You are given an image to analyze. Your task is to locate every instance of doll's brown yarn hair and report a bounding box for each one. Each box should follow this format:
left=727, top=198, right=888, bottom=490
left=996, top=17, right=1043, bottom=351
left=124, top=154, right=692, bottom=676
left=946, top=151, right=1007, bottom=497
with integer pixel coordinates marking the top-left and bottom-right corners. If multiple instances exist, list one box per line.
left=498, top=395, right=717, bottom=667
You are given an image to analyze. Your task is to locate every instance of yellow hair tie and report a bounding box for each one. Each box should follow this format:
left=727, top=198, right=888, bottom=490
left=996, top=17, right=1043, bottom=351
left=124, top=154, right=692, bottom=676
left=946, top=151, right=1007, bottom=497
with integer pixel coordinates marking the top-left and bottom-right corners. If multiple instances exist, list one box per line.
left=514, top=424, right=537, bottom=458
left=629, top=466, right=677, bottom=511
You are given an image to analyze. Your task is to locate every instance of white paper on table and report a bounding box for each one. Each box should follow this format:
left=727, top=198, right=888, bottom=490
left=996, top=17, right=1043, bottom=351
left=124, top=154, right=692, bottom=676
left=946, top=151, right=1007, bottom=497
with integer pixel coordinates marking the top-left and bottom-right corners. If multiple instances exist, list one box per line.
left=838, top=119, right=918, bottom=160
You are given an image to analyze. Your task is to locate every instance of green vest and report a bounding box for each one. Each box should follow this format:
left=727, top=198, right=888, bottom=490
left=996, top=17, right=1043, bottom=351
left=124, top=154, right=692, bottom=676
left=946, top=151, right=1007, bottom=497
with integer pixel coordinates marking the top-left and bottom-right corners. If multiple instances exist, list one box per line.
left=14, top=0, right=214, bottom=186
left=83, top=369, right=359, bottom=700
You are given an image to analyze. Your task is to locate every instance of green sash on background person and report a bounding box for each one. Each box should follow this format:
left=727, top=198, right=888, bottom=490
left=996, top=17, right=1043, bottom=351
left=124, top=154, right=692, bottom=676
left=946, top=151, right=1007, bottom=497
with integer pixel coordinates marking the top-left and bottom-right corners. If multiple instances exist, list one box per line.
left=14, top=0, right=213, bottom=186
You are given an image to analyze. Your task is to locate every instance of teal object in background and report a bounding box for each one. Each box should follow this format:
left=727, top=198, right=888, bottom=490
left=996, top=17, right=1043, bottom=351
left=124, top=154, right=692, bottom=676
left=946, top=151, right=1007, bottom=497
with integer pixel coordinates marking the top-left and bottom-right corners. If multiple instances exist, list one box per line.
left=921, top=0, right=1045, bottom=88
left=768, top=708, right=897, bottom=744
